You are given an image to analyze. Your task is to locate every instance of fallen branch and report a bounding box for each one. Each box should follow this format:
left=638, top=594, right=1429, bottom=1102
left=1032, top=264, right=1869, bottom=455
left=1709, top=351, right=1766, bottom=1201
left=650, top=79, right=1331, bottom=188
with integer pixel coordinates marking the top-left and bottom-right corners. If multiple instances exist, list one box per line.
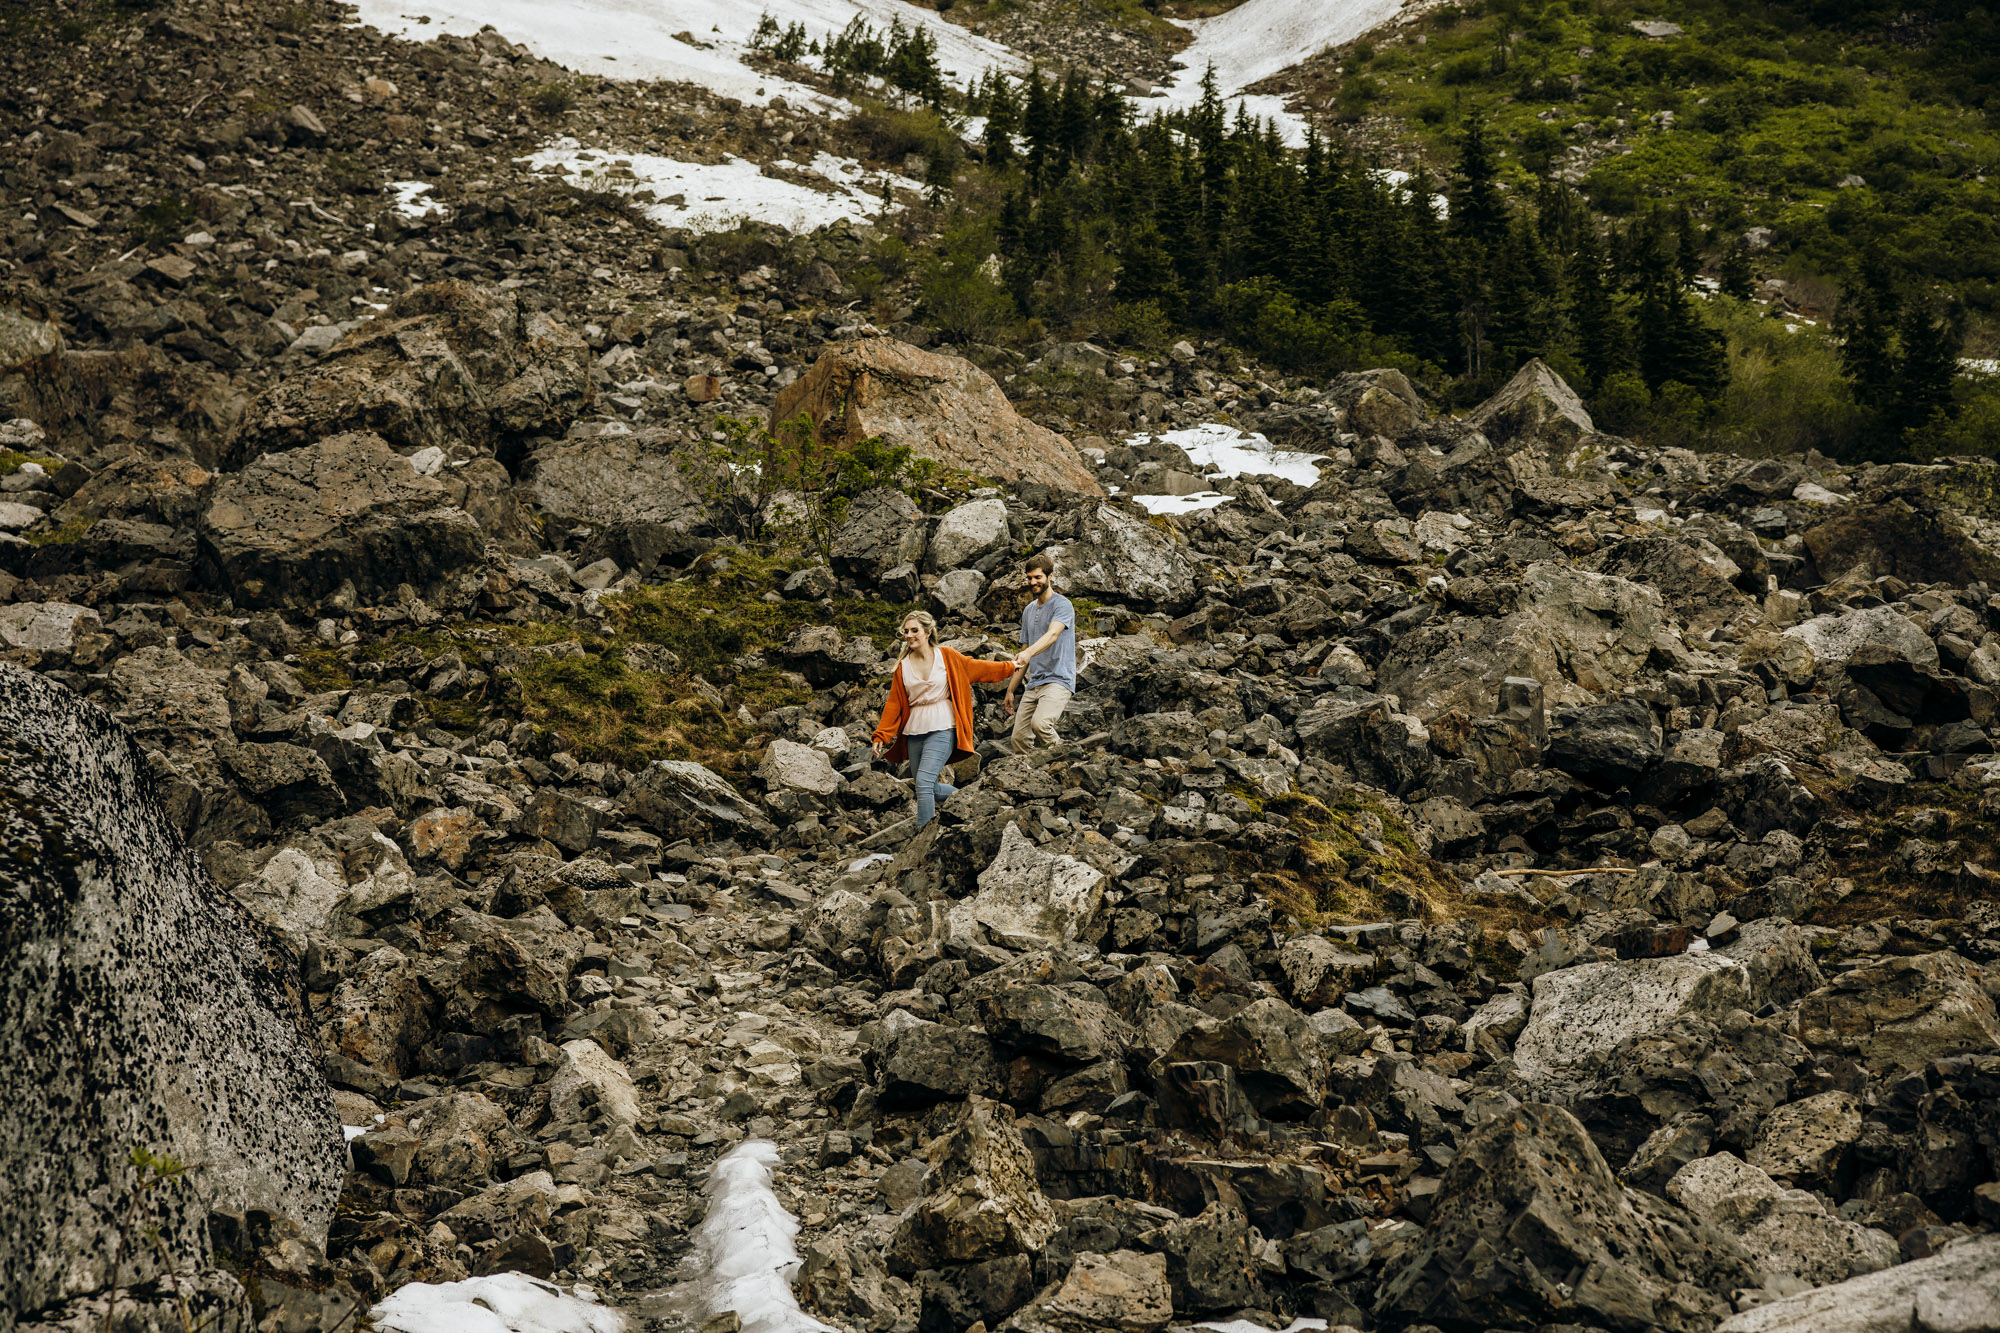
left=1491, top=866, right=1640, bottom=879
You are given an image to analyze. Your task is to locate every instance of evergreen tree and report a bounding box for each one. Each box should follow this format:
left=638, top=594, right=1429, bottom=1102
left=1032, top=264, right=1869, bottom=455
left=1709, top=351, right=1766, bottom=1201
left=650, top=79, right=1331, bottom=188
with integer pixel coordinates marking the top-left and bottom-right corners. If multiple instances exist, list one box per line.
left=1886, top=289, right=1966, bottom=445
left=1021, top=68, right=1056, bottom=184
left=1838, top=251, right=1902, bottom=417
left=1719, top=239, right=1754, bottom=299
left=1450, top=113, right=1506, bottom=251
left=982, top=74, right=1018, bottom=167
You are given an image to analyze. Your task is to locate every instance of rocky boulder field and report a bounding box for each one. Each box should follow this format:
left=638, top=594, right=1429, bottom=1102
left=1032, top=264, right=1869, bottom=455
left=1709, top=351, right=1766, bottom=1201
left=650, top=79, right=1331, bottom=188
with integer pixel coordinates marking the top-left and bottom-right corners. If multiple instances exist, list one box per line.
left=5, top=3, right=2000, bottom=1333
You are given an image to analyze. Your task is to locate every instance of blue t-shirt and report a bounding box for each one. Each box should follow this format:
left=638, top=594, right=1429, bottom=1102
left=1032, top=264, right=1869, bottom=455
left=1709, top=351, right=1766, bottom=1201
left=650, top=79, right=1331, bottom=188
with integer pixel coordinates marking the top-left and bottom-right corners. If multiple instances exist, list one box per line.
left=1020, top=592, right=1077, bottom=691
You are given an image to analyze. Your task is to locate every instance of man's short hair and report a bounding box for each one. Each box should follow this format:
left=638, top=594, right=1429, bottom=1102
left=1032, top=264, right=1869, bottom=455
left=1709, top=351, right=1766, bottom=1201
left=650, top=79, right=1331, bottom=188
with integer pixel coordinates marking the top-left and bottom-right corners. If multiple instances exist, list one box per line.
left=1024, top=553, right=1054, bottom=576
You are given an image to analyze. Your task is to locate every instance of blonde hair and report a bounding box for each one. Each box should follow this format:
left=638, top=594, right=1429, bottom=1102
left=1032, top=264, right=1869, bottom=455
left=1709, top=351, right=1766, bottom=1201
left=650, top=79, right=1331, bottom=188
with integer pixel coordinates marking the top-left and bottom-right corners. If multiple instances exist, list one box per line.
left=897, top=610, right=939, bottom=659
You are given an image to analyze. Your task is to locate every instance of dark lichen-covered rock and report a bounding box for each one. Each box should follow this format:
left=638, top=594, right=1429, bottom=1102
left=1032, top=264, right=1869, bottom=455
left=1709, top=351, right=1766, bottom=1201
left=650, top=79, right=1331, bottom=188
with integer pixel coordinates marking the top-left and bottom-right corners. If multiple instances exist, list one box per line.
left=195, top=430, right=487, bottom=609
left=0, top=663, right=345, bottom=1323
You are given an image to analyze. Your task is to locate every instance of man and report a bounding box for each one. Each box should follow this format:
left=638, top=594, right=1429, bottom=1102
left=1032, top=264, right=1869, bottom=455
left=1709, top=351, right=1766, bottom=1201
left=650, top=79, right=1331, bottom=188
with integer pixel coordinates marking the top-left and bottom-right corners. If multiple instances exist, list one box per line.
left=1004, top=552, right=1076, bottom=753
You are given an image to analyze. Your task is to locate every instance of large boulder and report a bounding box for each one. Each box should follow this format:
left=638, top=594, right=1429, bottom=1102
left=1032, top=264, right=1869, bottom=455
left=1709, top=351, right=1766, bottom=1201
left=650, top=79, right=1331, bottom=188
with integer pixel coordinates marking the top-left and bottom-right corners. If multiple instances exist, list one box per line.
left=929, top=497, right=1011, bottom=572
left=1794, top=952, right=2000, bottom=1072
left=947, top=823, right=1108, bottom=953
left=1713, top=1233, right=2000, bottom=1333
left=1380, top=563, right=1666, bottom=721
left=1782, top=605, right=1939, bottom=674
left=889, top=1097, right=1060, bottom=1273
left=196, top=431, right=489, bottom=608
left=1376, top=1101, right=1754, bottom=1332
left=1513, top=921, right=1824, bottom=1099
left=225, top=280, right=592, bottom=469
left=775, top=338, right=1103, bottom=495
left=621, top=760, right=773, bottom=842
left=0, top=664, right=345, bottom=1323
left=1464, top=357, right=1597, bottom=449
left=1044, top=502, right=1199, bottom=612
left=521, top=427, right=711, bottom=572
left=1666, top=1152, right=1898, bottom=1287
left=832, top=485, right=927, bottom=580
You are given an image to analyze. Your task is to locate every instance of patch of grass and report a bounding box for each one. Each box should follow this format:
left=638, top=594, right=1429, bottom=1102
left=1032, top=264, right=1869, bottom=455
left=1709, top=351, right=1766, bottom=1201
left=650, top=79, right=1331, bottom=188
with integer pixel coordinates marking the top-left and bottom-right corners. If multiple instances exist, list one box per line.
left=27, top=517, right=88, bottom=546
left=604, top=552, right=916, bottom=681
left=0, top=450, right=59, bottom=476
left=1810, top=782, right=2000, bottom=930
left=1262, top=790, right=1459, bottom=923
left=129, top=197, right=195, bottom=247
left=523, top=78, right=579, bottom=117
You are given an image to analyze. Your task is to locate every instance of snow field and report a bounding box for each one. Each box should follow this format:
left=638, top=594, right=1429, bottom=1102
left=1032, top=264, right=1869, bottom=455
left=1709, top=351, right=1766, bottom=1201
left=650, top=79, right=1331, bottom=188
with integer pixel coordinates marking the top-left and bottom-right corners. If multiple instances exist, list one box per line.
left=691, top=1139, right=837, bottom=1333
left=370, top=1273, right=628, bottom=1333
left=1124, top=423, right=1327, bottom=516
left=519, top=139, right=920, bottom=234
left=346, top=0, right=1021, bottom=112
left=1152, top=0, right=1406, bottom=144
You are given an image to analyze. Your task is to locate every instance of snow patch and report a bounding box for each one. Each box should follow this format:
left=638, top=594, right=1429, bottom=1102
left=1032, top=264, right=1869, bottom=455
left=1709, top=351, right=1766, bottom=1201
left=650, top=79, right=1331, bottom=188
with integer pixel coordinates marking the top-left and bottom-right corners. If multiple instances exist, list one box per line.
left=342, top=1124, right=369, bottom=1143
left=1154, top=0, right=1403, bottom=144
left=1132, top=491, right=1235, bottom=515
left=1196, top=1319, right=1329, bottom=1333
left=347, top=0, right=1020, bottom=111
left=520, top=139, right=919, bottom=234
left=1140, top=422, right=1327, bottom=487
left=388, top=181, right=445, bottom=220
left=371, top=1274, right=627, bottom=1333
left=1964, top=357, right=1999, bottom=377
left=691, top=1140, right=836, bottom=1333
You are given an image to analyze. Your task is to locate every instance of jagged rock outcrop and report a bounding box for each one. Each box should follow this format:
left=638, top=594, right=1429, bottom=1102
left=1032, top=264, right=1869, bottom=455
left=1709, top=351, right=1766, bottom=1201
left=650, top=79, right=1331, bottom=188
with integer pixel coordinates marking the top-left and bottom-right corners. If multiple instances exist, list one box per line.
left=196, top=430, right=493, bottom=608
left=223, top=281, right=593, bottom=471
left=774, top=337, right=1104, bottom=495
left=0, top=663, right=345, bottom=1327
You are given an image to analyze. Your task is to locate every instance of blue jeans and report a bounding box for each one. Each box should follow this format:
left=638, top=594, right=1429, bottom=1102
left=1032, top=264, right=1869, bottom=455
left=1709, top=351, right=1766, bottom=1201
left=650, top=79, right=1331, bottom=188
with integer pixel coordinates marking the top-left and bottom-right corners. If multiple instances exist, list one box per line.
left=907, top=728, right=958, bottom=829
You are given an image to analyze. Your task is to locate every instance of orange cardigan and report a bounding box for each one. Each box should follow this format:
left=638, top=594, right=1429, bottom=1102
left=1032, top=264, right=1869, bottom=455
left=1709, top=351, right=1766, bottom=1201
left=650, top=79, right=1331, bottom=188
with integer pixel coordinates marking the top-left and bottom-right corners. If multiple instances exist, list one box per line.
left=872, top=646, right=1018, bottom=765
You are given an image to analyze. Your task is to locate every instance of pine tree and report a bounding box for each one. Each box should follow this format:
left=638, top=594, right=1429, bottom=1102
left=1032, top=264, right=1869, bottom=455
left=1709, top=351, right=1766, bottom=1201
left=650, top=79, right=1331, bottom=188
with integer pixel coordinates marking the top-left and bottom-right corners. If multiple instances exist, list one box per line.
left=982, top=74, right=1019, bottom=167
left=1838, top=251, right=1901, bottom=417
left=1021, top=68, right=1056, bottom=184
left=1450, top=113, right=1506, bottom=251
left=1719, top=239, right=1754, bottom=299
left=1886, top=289, right=1966, bottom=444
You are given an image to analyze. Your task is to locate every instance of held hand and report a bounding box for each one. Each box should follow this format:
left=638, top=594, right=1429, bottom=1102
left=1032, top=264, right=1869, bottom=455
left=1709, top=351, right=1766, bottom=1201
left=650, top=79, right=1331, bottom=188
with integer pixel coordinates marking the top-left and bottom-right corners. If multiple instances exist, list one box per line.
left=1012, top=650, right=1032, bottom=670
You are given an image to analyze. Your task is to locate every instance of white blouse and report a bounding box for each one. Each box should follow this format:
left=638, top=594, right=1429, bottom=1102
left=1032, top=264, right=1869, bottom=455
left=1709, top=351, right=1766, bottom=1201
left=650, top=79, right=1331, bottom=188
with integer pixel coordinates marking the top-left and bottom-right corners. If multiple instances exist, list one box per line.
left=901, top=653, right=953, bottom=736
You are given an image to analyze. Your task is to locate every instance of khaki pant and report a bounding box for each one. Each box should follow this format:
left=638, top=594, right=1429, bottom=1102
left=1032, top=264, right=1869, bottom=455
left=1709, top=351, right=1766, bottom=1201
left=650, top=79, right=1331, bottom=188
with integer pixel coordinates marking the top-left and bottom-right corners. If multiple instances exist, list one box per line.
left=1010, top=683, right=1072, bottom=753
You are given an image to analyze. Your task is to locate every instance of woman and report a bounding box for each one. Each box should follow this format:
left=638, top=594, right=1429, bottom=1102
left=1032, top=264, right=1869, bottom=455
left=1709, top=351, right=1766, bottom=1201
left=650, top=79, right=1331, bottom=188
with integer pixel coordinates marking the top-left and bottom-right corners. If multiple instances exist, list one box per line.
left=871, top=611, right=1017, bottom=830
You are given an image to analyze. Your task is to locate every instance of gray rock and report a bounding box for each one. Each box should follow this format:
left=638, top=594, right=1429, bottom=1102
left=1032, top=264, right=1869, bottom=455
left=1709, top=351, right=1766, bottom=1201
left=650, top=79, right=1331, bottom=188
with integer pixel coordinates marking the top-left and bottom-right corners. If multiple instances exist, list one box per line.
left=879, top=1022, right=1006, bottom=1106
left=933, top=567, right=987, bottom=615
left=1713, top=1233, right=2000, bottom=1333
left=757, top=738, right=843, bottom=796
left=947, top=823, right=1107, bottom=952
left=1795, top=951, right=2000, bottom=1072
left=0, top=601, right=99, bottom=654
left=1783, top=605, right=1939, bottom=673
left=1514, top=920, right=1824, bottom=1098
left=1463, top=357, right=1597, bottom=449
left=833, top=486, right=926, bottom=580
left=889, top=1097, right=1058, bottom=1271
left=928, top=497, right=1010, bottom=572
left=227, top=280, right=592, bottom=470
left=977, top=985, right=1131, bottom=1065
left=1164, top=997, right=1329, bottom=1119
left=1546, top=697, right=1662, bottom=784
left=197, top=431, right=487, bottom=609
left=1377, top=1102, right=1754, bottom=1332
left=623, top=760, right=772, bottom=841
left=1278, top=934, right=1381, bottom=1010
left=1045, top=501, right=1199, bottom=612
left=1668, top=1152, right=1899, bottom=1287
left=0, top=664, right=344, bottom=1320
